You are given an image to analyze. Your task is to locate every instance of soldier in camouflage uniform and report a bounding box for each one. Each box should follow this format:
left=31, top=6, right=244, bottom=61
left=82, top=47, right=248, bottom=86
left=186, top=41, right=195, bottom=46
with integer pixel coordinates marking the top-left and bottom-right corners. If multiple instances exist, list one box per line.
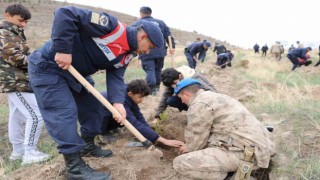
left=0, top=4, right=49, bottom=164
left=172, top=79, right=275, bottom=180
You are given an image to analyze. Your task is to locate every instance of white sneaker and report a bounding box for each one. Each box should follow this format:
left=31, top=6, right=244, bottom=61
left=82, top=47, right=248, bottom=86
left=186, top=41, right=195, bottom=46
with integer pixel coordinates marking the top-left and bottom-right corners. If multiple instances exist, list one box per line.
left=9, top=151, right=24, bottom=161
left=22, top=149, right=49, bottom=165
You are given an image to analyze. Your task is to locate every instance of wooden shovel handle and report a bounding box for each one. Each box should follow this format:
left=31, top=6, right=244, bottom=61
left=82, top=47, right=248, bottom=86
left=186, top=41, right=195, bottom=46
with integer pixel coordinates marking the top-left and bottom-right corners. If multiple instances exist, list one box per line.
left=168, top=36, right=175, bottom=68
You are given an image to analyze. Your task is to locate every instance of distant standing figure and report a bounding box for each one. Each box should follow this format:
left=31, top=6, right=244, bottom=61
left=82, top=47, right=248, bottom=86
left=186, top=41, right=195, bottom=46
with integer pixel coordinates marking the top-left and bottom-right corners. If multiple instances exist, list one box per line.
left=261, top=44, right=268, bottom=57
left=270, top=41, right=282, bottom=60
left=131, top=6, right=175, bottom=95
left=287, top=47, right=312, bottom=70
left=253, top=43, right=260, bottom=54
left=296, top=41, right=304, bottom=48
left=288, top=44, right=295, bottom=52
left=184, top=41, right=211, bottom=69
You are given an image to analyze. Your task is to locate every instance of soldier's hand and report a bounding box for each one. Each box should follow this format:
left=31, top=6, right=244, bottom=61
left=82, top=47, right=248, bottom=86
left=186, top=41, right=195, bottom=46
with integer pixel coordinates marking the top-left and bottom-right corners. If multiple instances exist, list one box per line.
left=55, top=53, right=72, bottom=70
left=113, top=103, right=126, bottom=123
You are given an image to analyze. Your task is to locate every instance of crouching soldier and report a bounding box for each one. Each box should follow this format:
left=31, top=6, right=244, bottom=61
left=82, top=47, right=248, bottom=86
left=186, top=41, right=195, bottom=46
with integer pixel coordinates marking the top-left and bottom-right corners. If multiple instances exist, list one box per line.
left=172, top=79, right=275, bottom=180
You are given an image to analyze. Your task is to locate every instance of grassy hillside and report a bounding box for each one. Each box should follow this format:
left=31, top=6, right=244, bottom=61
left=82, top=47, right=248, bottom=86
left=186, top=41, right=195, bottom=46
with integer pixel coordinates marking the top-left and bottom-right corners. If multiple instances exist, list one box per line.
left=0, top=0, right=235, bottom=50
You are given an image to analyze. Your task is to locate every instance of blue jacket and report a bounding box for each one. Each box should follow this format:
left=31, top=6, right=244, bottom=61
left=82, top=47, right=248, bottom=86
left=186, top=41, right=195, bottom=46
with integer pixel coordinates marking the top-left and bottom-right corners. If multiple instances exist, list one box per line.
left=185, top=42, right=207, bottom=57
left=38, top=6, right=138, bottom=104
left=218, top=52, right=234, bottom=60
left=102, top=91, right=159, bottom=143
left=288, top=48, right=309, bottom=60
left=131, top=16, right=175, bottom=60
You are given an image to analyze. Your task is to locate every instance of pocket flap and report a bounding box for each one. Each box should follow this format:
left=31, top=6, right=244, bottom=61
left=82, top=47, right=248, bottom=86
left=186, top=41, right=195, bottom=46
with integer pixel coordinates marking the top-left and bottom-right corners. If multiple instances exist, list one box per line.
left=30, top=75, right=58, bottom=86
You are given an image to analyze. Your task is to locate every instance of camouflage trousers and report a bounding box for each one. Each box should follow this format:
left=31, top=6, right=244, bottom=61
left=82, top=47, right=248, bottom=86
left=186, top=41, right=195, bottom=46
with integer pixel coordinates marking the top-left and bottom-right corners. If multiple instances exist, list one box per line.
left=173, top=147, right=244, bottom=180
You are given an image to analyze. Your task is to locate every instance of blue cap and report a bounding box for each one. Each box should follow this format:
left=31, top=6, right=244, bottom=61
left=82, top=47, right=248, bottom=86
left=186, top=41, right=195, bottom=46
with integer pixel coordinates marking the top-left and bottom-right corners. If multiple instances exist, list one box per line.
left=204, top=42, right=211, bottom=47
left=140, top=20, right=164, bottom=48
left=174, top=78, right=201, bottom=94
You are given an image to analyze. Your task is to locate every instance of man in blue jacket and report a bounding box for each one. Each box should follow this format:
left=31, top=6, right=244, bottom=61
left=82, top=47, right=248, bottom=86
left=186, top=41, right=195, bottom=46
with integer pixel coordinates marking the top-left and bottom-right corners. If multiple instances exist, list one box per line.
left=131, top=6, right=175, bottom=95
left=27, top=6, right=163, bottom=179
left=184, top=41, right=211, bottom=69
left=287, top=47, right=312, bottom=70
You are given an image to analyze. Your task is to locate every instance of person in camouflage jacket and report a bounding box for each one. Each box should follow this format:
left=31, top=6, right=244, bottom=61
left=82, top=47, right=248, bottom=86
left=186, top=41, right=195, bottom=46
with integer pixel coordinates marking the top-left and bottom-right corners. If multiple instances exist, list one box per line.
left=172, top=79, right=275, bottom=180
left=0, top=4, right=48, bottom=165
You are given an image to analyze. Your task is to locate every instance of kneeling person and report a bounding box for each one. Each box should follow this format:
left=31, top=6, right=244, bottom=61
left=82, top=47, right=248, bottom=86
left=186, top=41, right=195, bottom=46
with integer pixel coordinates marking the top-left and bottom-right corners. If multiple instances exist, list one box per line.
left=154, top=65, right=217, bottom=121
left=172, top=79, right=275, bottom=180
left=101, top=79, right=184, bottom=147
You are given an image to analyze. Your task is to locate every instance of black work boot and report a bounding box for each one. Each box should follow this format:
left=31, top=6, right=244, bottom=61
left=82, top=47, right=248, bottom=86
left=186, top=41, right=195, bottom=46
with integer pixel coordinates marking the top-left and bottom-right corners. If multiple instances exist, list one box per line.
left=63, top=152, right=111, bottom=180
left=80, top=134, right=113, bottom=158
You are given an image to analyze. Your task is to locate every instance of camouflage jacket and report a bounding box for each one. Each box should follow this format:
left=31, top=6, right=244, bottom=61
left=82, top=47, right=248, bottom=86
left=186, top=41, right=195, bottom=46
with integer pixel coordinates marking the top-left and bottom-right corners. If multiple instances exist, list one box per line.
left=0, top=21, right=32, bottom=93
left=185, top=89, right=275, bottom=168
left=155, top=66, right=217, bottom=118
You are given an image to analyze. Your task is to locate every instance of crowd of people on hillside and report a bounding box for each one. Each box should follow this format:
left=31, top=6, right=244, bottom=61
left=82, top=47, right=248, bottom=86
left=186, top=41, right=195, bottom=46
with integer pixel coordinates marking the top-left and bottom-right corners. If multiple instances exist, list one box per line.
left=2, top=2, right=318, bottom=180
left=253, top=41, right=318, bottom=71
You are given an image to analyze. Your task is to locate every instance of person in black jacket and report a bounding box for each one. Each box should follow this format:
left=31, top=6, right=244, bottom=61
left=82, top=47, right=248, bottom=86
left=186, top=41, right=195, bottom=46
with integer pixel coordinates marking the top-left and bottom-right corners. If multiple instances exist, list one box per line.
left=261, top=44, right=268, bottom=57
left=213, top=42, right=227, bottom=55
left=131, top=6, right=175, bottom=95
left=253, top=43, right=260, bottom=54
left=100, top=79, right=184, bottom=147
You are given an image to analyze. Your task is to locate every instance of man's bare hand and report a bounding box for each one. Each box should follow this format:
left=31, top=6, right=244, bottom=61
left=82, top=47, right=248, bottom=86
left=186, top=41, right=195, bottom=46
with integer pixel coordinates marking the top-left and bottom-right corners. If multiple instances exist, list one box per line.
left=113, top=103, right=126, bottom=123
left=55, top=53, right=72, bottom=70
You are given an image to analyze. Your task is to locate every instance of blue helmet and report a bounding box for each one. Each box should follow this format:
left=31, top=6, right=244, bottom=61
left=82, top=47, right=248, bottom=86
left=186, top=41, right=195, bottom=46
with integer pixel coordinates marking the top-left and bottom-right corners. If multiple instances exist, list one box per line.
left=140, top=20, right=164, bottom=48
left=174, top=78, right=201, bottom=94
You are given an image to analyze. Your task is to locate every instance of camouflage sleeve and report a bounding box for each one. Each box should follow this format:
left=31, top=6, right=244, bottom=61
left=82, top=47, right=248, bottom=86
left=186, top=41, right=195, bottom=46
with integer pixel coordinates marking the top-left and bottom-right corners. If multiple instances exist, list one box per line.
left=185, top=102, right=214, bottom=152
left=0, top=32, right=29, bottom=68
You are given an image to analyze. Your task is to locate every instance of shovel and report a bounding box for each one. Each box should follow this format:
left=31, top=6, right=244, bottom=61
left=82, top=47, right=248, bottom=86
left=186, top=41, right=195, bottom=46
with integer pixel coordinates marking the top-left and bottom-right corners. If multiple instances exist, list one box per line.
left=68, top=65, right=156, bottom=151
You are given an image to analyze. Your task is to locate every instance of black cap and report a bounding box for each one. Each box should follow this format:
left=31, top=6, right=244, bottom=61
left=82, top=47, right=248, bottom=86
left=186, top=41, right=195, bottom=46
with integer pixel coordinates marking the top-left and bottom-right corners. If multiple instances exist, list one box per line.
left=140, top=6, right=152, bottom=14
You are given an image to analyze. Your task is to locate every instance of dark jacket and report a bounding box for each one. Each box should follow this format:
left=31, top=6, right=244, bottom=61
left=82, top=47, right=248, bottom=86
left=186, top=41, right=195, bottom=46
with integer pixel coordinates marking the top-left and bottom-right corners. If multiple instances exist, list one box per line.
left=185, top=42, right=207, bottom=57
left=131, top=16, right=175, bottom=60
left=288, top=48, right=309, bottom=60
left=35, top=6, right=138, bottom=103
left=102, top=91, right=159, bottom=143
left=213, top=44, right=227, bottom=55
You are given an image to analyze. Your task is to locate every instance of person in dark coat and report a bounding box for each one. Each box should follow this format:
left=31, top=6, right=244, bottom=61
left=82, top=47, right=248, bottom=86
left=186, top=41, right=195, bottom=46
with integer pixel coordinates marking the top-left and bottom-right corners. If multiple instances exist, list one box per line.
left=261, top=44, right=268, bottom=57
left=27, top=6, right=163, bottom=179
left=213, top=42, right=227, bottom=55
left=131, top=6, right=175, bottom=95
left=253, top=43, right=260, bottom=54
left=216, top=50, right=234, bottom=68
left=184, top=41, right=211, bottom=69
left=287, top=47, right=312, bottom=70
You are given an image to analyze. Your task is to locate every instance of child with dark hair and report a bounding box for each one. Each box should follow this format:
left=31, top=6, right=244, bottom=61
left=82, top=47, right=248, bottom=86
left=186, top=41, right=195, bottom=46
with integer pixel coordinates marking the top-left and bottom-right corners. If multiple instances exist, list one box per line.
left=1, top=4, right=49, bottom=164
left=100, top=79, right=183, bottom=147
left=154, top=66, right=216, bottom=122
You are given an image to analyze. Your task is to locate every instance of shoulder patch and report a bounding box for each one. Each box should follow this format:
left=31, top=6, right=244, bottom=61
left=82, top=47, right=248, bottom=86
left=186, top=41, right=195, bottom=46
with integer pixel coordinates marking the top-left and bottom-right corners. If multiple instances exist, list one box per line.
left=91, top=12, right=109, bottom=26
